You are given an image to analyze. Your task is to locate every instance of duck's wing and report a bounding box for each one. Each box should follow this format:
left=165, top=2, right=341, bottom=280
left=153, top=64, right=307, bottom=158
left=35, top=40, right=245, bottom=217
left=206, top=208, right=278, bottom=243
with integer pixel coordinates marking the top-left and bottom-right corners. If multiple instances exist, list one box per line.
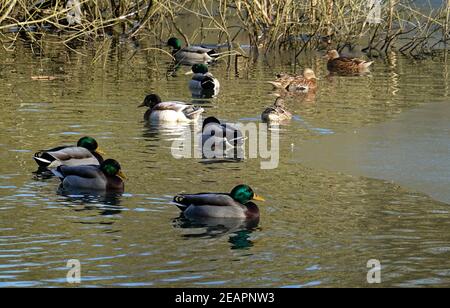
left=183, top=46, right=213, bottom=54
left=333, top=57, right=370, bottom=70
left=46, top=147, right=98, bottom=168
left=153, top=102, right=188, bottom=112
left=34, top=146, right=98, bottom=168
left=173, top=193, right=237, bottom=210
left=182, top=105, right=204, bottom=120
left=34, top=145, right=70, bottom=167
left=51, top=164, right=101, bottom=180
left=153, top=102, right=204, bottom=120
left=287, top=77, right=316, bottom=92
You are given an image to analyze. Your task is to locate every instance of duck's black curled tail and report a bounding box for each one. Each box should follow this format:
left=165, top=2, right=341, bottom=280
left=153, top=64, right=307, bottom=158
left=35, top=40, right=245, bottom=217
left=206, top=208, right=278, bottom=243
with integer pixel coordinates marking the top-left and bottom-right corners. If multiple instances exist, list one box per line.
left=33, top=151, right=55, bottom=168
left=173, top=195, right=189, bottom=211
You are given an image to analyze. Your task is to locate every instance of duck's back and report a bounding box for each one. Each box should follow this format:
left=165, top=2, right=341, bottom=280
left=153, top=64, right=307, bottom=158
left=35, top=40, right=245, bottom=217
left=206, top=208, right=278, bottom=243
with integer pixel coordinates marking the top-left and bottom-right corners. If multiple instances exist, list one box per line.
left=47, top=147, right=99, bottom=168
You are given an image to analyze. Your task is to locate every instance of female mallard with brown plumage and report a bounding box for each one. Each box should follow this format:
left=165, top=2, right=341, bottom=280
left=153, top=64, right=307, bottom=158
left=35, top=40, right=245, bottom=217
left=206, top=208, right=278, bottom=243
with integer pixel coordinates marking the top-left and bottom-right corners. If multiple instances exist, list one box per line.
left=268, top=68, right=317, bottom=93
left=325, top=49, right=373, bottom=74
left=261, top=98, right=292, bottom=124
left=33, top=136, right=105, bottom=169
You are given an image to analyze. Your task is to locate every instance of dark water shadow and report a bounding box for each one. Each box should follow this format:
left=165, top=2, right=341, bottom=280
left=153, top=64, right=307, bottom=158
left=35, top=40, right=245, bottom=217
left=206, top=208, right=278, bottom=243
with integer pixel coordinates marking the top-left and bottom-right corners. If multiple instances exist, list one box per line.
left=172, top=215, right=260, bottom=250
left=56, top=186, right=124, bottom=216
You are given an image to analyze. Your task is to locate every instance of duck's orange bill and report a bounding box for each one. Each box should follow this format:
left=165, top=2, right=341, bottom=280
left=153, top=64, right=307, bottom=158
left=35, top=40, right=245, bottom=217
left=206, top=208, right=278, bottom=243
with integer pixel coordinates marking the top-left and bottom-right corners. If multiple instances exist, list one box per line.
left=117, top=170, right=128, bottom=181
left=253, top=194, right=265, bottom=202
left=95, top=148, right=106, bottom=156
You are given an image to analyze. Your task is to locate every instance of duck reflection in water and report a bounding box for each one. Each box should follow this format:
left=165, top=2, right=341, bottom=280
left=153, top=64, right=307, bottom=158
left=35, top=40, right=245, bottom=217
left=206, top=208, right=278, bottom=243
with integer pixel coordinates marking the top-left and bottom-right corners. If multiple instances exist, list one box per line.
left=172, top=215, right=259, bottom=250
left=57, top=187, right=124, bottom=216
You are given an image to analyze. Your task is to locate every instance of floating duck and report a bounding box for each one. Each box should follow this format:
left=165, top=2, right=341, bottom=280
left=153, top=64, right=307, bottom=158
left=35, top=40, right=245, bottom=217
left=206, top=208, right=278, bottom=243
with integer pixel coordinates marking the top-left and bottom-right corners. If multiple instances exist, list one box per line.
left=269, top=68, right=317, bottom=93
left=52, top=159, right=126, bottom=192
left=33, top=136, right=105, bottom=169
left=167, top=37, right=217, bottom=65
left=261, top=98, right=292, bottom=124
left=325, top=49, right=373, bottom=74
left=173, top=185, right=265, bottom=219
left=188, top=64, right=220, bottom=92
left=139, top=94, right=204, bottom=123
left=202, top=117, right=245, bottom=149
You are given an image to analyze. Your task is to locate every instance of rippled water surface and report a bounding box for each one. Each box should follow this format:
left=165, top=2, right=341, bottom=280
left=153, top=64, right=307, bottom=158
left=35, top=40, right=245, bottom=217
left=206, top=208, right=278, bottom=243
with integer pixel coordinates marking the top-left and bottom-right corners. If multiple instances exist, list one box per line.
left=0, top=40, right=449, bottom=287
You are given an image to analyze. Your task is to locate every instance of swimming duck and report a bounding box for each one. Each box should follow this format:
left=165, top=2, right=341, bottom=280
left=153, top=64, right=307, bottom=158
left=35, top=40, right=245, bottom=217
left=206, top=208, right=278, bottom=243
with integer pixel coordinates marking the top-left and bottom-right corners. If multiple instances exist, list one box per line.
left=139, top=94, right=204, bottom=123
left=173, top=185, right=265, bottom=219
left=268, top=68, right=317, bottom=93
left=188, top=64, right=220, bottom=92
left=202, top=117, right=245, bottom=149
left=33, top=136, right=105, bottom=169
left=167, top=37, right=217, bottom=65
left=261, top=98, right=292, bottom=124
left=268, top=73, right=297, bottom=90
left=325, top=49, right=373, bottom=74
left=52, top=159, right=126, bottom=192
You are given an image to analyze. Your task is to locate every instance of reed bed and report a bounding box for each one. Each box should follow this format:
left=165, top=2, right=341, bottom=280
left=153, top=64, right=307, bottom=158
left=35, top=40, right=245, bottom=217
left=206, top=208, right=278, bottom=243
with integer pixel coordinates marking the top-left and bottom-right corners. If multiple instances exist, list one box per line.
left=0, top=0, right=449, bottom=58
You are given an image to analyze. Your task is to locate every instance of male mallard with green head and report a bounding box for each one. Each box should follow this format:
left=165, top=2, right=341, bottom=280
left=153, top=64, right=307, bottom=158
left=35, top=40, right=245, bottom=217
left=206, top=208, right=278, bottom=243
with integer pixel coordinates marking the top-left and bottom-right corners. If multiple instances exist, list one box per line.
left=173, top=185, right=265, bottom=219
left=325, top=49, right=373, bottom=74
left=139, top=94, right=204, bottom=123
left=52, top=159, right=127, bottom=192
left=167, top=37, right=217, bottom=65
left=188, top=64, right=220, bottom=92
left=33, top=136, right=105, bottom=169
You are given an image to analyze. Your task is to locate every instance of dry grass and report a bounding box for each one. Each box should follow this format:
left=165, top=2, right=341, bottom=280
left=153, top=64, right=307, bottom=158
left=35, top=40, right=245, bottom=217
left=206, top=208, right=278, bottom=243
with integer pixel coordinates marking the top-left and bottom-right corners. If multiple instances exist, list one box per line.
left=0, top=0, right=448, bottom=58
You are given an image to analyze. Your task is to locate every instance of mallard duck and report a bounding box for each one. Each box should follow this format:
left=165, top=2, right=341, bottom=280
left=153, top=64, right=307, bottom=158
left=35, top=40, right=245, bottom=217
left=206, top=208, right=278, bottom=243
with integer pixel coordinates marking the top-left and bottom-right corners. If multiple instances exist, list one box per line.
left=139, top=94, right=204, bottom=123
left=202, top=117, right=245, bottom=149
left=261, top=98, right=292, bottom=124
left=188, top=64, right=220, bottom=92
left=173, top=185, right=265, bottom=219
left=325, top=49, right=373, bottom=74
left=268, top=73, right=297, bottom=90
left=33, top=136, right=105, bottom=169
left=268, top=68, right=317, bottom=93
left=52, top=159, right=126, bottom=192
left=167, top=37, right=217, bottom=65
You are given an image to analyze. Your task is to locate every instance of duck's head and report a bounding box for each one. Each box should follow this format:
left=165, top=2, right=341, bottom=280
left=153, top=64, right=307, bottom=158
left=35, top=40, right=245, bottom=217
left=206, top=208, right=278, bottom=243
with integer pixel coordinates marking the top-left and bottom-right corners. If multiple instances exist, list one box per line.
left=167, top=37, right=182, bottom=50
left=139, top=94, right=162, bottom=109
left=303, top=68, right=317, bottom=80
left=202, top=116, right=221, bottom=131
left=230, top=185, right=265, bottom=204
left=77, top=136, right=105, bottom=156
left=325, top=49, right=340, bottom=60
left=101, top=159, right=127, bottom=181
left=273, top=97, right=287, bottom=108
left=192, top=64, right=209, bottom=74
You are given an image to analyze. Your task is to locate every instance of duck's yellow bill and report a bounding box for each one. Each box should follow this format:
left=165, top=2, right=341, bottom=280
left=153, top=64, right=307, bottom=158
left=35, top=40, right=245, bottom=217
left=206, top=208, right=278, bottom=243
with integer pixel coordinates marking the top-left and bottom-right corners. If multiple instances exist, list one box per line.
left=95, top=148, right=106, bottom=156
left=185, top=70, right=194, bottom=75
left=117, top=170, right=128, bottom=181
left=253, top=194, right=265, bottom=202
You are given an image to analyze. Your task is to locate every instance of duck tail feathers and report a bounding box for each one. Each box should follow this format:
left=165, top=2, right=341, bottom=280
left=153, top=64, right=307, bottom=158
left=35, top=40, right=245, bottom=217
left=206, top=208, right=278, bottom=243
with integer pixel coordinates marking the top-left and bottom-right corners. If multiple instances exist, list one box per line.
left=362, top=61, right=373, bottom=68
left=33, top=156, right=52, bottom=168
left=173, top=195, right=189, bottom=211
left=184, top=106, right=204, bottom=120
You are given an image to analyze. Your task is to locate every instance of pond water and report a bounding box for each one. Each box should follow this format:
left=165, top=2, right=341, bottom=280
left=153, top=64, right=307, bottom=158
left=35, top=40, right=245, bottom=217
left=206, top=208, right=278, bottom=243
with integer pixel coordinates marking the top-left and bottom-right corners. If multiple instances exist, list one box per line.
left=0, top=39, right=449, bottom=287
